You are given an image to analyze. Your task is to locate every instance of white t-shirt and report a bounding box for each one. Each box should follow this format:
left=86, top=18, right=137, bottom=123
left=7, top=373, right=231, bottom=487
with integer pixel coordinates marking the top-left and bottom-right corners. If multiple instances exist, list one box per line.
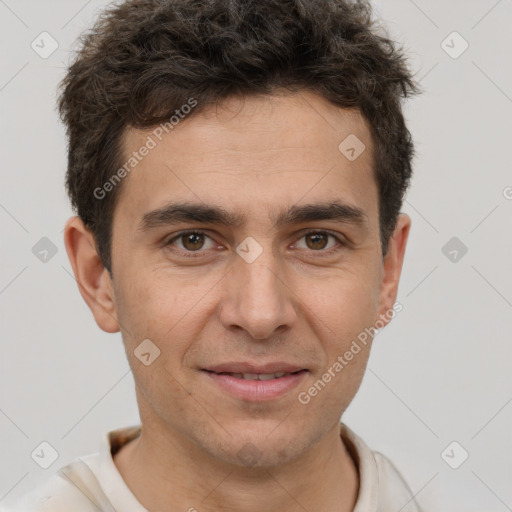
left=4, top=423, right=422, bottom=512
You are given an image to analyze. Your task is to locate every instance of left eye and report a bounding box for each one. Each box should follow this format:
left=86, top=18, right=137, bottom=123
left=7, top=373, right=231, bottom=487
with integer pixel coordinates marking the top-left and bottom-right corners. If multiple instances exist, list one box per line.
left=294, top=231, right=340, bottom=251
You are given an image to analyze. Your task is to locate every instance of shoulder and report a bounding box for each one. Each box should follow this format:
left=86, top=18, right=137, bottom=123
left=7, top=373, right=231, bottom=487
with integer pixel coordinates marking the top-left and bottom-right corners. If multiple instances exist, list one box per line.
left=340, top=423, right=423, bottom=512
left=372, top=451, right=422, bottom=512
left=5, top=425, right=144, bottom=512
left=5, top=457, right=101, bottom=512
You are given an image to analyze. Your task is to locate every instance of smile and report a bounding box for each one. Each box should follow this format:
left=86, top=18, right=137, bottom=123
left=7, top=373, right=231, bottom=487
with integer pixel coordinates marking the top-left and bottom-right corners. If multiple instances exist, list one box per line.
left=202, top=368, right=308, bottom=401
left=213, top=371, right=299, bottom=380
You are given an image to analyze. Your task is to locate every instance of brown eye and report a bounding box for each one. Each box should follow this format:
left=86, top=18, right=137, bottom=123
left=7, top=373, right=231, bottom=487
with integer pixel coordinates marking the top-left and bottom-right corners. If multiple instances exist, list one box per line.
left=294, top=231, right=343, bottom=254
left=306, top=233, right=328, bottom=250
left=305, top=232, right=329, bottom=250
left=181, top=232, right=205, bottom=251
left=166, top=230, right=216, bottom=254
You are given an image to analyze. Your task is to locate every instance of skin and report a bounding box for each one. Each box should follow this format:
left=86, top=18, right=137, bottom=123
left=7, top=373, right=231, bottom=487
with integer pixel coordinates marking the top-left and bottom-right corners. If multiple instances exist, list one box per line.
left=64, top=90, right=410, bottom=512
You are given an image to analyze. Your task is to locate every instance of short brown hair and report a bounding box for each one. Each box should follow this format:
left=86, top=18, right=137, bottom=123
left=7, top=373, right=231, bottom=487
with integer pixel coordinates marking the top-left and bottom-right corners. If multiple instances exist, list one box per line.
left=58, top=0, right=420, bottom=273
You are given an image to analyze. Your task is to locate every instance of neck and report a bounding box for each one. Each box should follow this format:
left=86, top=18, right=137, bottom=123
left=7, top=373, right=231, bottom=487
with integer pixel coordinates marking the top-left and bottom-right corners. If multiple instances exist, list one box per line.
left=113, top=422, right=359, bottom=512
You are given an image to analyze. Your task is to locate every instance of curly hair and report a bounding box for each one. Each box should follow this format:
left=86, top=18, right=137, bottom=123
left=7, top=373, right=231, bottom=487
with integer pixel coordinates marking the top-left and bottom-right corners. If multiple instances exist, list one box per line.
left=58, top=0, right=420, bottom=273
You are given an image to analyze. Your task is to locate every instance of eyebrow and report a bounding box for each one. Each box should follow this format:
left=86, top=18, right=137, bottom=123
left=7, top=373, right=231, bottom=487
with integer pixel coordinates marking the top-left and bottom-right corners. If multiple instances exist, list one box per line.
left=138, top=200, right=368, bottom=232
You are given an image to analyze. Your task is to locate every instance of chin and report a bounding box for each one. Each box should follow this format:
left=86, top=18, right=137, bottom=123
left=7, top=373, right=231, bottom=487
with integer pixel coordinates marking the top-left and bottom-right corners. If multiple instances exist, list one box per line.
left=205, top=428, right=313, bottom=469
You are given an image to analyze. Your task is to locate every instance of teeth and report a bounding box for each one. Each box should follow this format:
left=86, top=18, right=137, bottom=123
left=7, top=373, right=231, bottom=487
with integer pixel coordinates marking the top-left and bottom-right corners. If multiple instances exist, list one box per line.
left=239, top=372, right=290, bottom=380
left=213, top=371, right=299, bottom=380
left=257, top=373, right=276, bottom=381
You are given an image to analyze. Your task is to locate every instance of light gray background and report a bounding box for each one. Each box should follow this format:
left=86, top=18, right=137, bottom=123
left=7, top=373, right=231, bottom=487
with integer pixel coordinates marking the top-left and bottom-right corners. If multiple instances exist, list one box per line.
left=1, top=1, right=511, bottom=511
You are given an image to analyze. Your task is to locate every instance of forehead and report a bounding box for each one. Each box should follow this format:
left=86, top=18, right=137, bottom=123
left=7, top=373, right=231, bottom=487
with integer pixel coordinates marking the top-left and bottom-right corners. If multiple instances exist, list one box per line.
left=115, top=91, right=377, bottom=227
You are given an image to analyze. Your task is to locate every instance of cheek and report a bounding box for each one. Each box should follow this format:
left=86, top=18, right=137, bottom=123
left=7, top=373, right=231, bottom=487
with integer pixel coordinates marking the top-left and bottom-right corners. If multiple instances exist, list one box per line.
left=113, top=271, right=180, bottom=350
left=324, top=284, right=375, bottom=387
left=297, top=270, right=378, bottom=398
left=299, top=266, right=380, bottom=341
left=113, top=269, right=218, bottom=368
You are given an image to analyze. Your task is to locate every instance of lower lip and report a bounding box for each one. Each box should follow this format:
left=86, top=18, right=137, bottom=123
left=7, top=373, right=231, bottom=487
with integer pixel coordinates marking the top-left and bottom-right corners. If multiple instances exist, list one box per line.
left=203, top=370, right=308, bottom=401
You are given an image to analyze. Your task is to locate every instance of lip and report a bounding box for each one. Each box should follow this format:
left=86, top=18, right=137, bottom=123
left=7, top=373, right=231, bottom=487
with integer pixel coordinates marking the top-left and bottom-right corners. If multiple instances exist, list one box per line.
left=204, top=362, right=306, bottom=374
left=202, top=364, right=309, bottom=401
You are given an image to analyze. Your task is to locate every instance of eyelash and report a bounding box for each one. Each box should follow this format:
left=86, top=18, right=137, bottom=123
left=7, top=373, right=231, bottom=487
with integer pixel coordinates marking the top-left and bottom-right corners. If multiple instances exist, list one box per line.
left=164, top=229, right=346, bottom=258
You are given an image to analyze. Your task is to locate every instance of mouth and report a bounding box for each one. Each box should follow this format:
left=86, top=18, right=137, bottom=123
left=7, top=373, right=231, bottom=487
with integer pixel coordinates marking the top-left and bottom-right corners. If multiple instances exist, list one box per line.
left=201, top=364, right=309, bottom=401
left=203, top=370, right=305, bottom=380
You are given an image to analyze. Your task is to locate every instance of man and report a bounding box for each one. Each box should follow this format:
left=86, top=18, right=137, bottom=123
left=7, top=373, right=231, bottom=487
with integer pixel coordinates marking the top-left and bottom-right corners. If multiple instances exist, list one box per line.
left=8, top=0, right=422, bottom=510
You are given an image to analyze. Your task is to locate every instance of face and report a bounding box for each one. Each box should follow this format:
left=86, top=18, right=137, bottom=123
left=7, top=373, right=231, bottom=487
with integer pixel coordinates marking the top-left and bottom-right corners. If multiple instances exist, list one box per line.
left=75, top=90, right=409, bottom=468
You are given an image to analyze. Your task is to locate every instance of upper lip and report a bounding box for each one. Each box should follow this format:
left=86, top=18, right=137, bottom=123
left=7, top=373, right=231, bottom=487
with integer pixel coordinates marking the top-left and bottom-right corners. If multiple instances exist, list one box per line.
left=203, top=362, right=307, bottom=374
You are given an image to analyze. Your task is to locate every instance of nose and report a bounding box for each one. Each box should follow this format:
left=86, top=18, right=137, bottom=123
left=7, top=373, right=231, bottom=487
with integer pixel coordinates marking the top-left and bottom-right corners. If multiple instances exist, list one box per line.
left=218, top=247, right=298, bottom=340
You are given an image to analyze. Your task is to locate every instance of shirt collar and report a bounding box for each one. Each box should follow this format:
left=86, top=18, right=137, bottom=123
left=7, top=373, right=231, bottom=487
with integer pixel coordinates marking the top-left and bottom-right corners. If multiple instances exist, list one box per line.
left=95, top=422, right=377, bottom=511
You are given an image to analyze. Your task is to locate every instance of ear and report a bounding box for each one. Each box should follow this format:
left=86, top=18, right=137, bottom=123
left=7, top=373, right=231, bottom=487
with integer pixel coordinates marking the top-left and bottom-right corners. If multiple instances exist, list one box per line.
left=375, top=213, right=411, bottom=327
left=63, top=216, right=120, bottom=333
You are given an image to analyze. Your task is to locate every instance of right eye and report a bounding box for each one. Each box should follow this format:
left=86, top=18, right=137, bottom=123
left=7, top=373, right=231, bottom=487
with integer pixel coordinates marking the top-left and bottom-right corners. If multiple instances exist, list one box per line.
left=165, top=230, right=220, bottom=256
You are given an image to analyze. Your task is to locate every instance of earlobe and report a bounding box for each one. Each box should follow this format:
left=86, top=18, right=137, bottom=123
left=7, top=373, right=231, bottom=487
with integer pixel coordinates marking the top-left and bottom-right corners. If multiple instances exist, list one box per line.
left=376, top=213, right=411, bottom=326
left=63, top=216, right=120, bottom=333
